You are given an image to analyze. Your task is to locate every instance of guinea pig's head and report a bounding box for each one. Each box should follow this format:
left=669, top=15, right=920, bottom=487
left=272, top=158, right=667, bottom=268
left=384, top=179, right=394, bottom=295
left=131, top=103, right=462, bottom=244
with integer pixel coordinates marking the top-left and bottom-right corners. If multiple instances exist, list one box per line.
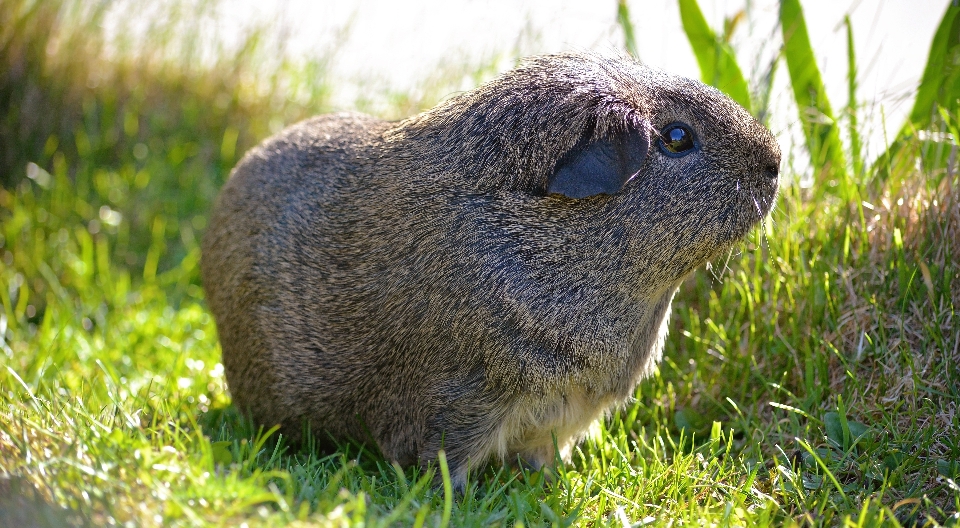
left=390, top=53, right=780, bottom=285
left=543, top=63, right=782, bottom=276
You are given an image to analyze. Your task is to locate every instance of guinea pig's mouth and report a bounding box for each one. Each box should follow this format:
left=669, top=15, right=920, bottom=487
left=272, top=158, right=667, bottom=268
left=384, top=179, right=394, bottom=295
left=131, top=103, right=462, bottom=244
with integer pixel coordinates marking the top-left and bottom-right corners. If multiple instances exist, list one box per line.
left=749, top=190, right=778, bottom=222
left=735, top=170, right=779, bottom=221
left=714, top=186, right=777, bottom=248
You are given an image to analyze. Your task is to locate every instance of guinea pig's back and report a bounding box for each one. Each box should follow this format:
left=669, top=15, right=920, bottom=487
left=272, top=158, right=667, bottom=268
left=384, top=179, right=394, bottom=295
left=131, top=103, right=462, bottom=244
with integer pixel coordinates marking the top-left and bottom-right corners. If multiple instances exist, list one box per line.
left=200, top=112, right=389, bottom=437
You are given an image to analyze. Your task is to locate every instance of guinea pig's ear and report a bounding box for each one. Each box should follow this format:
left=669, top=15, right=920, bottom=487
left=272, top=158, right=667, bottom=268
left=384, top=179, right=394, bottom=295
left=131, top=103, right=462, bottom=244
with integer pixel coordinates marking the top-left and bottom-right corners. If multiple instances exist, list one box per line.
left=546, top=127, right=649, bottom=199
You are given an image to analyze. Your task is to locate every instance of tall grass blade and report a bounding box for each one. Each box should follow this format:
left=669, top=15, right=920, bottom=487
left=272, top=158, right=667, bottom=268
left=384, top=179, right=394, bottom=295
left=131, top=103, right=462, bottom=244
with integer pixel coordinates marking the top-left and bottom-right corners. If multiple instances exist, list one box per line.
left=617, top=0, right=640, bottom=59
left=677, top=0, right=752, bottom=112
left=844, top=15, right=863, bottom=178
left=753, top=54, right=779, bottom=127
left=902, top=2, right=960, bottom=136
left=875, top=2, right=960, bottom=176
left=780, top=0, right=847, bottom=185
left=437, top=450, right=453, bottom=528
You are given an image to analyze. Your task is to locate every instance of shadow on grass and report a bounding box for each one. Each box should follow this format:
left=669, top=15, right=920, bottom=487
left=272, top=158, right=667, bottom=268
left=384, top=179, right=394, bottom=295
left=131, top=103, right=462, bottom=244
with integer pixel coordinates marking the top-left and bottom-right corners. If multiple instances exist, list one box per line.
left=0, top=476, right=88, bottom=528
left=193, top=403, right=562, bottom=522
left=196, top=403, right=386, bottom=472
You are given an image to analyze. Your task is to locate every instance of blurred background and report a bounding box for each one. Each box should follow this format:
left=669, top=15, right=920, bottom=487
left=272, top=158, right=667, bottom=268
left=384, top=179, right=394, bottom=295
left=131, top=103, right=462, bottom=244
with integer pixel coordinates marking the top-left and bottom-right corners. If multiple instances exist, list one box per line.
left=193, top=0, right=941, bottom=159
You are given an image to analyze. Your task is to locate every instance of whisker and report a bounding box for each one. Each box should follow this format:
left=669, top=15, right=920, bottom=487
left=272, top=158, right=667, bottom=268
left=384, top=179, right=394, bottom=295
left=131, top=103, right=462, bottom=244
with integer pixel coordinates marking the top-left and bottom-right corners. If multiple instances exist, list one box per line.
left=721, top=246, right=736, bottom=279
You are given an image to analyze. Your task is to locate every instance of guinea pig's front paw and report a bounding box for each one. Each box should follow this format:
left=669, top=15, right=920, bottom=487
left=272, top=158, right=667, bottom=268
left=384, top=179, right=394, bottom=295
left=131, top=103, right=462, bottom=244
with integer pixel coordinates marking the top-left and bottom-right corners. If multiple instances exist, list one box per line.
left=510, top=448, right=561, bottom=487
left=518, top=442, right=568, bottom=476
left=517, top=445, right=558, bottom=471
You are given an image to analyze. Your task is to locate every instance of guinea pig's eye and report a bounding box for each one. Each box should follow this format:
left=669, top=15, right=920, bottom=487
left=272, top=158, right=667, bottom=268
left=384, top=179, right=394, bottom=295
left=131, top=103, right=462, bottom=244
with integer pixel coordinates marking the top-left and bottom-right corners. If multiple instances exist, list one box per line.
left=658, top=124, right=696, bottom=157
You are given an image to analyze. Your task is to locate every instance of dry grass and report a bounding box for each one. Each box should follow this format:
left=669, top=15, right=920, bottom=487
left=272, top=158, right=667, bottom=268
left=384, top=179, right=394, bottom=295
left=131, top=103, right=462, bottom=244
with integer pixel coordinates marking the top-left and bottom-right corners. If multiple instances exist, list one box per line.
left=827, top=144, right=959, bottom=511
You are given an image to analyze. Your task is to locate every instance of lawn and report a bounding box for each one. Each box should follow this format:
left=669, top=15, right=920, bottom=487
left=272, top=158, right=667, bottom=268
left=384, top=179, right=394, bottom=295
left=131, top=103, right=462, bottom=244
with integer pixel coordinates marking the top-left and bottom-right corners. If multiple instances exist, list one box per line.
left=1, top=0, right=958, bottom=526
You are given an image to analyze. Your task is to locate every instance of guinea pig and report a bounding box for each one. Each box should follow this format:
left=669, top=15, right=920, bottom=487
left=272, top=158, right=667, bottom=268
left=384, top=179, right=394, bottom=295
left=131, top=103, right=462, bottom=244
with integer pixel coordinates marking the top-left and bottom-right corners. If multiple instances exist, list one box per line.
left=200, top=52, right=780, bottom=488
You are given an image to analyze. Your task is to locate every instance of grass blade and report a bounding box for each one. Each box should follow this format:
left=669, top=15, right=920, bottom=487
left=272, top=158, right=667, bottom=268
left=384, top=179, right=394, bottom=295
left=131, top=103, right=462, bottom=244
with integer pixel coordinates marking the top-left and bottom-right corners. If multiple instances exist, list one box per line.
left=677, top=0, right=752, bottom=112
left=437, top=450, right=453, bottom=528
left=875, top=2, right=960, bottom=177
left=617, top=0, right=640, bottom=59
left=902, top=2, right=960, bottom=136
left=844, top=15, right=863, bottom=178
left=780, top=0, right=847, bottom=185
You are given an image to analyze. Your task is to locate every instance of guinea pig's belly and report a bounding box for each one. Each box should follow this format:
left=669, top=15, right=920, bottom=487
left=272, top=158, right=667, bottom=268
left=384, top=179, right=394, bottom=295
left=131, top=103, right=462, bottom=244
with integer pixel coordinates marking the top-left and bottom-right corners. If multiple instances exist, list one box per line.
left=495, top=389, right=612, bottom=465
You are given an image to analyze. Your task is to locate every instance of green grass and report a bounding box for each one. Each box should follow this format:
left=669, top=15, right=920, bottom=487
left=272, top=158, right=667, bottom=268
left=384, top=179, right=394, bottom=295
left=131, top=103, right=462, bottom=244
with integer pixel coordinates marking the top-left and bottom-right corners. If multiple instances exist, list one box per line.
left=2, top=0, right=959, bottom=526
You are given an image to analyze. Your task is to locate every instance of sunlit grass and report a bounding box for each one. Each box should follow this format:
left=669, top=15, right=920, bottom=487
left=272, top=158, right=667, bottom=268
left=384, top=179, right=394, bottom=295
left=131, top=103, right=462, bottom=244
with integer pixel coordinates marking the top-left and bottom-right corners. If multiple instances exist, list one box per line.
left=1, top=0, right=959, bottom=526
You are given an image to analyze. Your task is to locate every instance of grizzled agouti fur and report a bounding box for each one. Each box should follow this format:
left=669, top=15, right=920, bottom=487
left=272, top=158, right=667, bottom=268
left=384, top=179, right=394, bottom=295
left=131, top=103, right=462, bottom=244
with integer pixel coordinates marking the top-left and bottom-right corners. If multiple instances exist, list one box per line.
left=201, top=53, right=780, bottom=488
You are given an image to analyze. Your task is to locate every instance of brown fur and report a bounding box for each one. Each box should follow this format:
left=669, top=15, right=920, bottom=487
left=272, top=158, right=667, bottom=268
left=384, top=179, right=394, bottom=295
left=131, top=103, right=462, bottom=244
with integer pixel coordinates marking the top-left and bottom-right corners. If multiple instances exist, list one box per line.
left=201, top=53, right=780, bottom=488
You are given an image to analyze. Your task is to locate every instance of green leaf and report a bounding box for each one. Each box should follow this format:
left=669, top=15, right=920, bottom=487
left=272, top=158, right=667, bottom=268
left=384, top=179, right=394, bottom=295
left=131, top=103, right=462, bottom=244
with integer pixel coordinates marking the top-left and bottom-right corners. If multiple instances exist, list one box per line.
left=846, top=421, right=870, bottom=445
left=211, top=440, right=233, bottom=466
left=936, top=459, right=959, bottom=478
left=823, top=411, right=844, bottom=447
left=801, top=472, right=823, bottom=490
left=824, top=411, right=872, bottom=452
left=675, top=408, right=707, bottom=436
left=677, top=0, right=752, bottom=112
left=883, top=450, right=905, bottom=472
left=780, top=0, right=847, bottom=182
